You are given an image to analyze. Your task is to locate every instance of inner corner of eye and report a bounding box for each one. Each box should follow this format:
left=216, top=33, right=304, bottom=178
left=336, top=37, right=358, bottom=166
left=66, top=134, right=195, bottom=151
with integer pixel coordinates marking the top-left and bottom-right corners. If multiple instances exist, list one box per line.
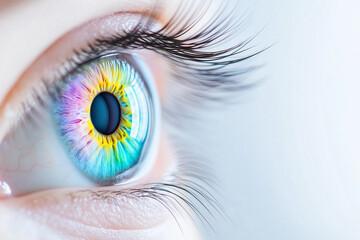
left=52, top=54, right=160, bottom=186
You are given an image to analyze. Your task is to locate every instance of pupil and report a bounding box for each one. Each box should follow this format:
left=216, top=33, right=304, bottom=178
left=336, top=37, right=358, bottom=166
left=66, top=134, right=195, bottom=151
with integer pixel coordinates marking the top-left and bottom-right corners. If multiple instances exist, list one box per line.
left=90, top=92, right=121, bottom=135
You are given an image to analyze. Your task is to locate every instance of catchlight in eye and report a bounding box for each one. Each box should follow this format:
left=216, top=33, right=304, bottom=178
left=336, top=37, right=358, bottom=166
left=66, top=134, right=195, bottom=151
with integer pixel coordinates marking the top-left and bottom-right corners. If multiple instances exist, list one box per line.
left=53, top=54, right=158, bottom=185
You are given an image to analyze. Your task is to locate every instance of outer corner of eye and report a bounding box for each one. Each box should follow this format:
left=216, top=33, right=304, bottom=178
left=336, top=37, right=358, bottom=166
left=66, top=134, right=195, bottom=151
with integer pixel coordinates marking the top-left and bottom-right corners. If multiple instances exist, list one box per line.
left=0, top=52, right=162, bottom=196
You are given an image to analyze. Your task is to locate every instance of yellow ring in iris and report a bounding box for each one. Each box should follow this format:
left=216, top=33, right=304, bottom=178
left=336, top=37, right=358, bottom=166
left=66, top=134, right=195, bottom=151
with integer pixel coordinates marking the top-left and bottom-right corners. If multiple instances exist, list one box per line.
left=85, top=67, right=133, bottom=149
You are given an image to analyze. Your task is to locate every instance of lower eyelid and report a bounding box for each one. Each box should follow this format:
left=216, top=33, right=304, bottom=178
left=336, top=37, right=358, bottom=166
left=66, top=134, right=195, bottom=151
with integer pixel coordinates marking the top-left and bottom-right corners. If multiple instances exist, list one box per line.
left=0, top=189, right=173, bottom=240
left=31, top=190, right=170, bottom=229
left=1, top=198, right=202, bottom=240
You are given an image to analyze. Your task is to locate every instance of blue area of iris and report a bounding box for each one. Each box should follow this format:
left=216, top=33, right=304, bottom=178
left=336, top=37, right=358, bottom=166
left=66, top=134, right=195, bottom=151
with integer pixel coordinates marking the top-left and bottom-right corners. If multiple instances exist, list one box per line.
left=90, top=92, right=121, bottom=135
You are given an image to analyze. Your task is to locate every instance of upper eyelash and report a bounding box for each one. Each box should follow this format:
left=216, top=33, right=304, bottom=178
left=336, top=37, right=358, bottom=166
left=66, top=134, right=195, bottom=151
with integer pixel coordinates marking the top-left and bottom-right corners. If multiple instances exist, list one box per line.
left=51, top=1, right=264, bottom=129
left=10, top=0, right=263, bottom=126
left=47, top=1, right=262, bottom=98
left=69, top=8, right=259, bottom=85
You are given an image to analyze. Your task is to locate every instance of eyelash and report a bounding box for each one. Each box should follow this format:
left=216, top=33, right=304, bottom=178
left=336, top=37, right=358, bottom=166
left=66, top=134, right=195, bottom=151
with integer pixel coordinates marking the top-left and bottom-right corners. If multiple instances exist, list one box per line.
left=8, top=2, right=262, bottom=233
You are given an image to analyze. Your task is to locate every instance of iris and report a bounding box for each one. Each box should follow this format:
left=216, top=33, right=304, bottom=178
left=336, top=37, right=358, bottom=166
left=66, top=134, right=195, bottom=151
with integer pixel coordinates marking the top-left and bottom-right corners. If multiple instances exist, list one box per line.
left=53, top=55, right=153, bottom=184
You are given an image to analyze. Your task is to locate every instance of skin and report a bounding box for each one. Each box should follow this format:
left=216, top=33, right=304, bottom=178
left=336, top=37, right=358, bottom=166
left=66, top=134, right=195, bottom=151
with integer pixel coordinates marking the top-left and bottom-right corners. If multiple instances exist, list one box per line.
left=0, top=0, right=214, bottom=239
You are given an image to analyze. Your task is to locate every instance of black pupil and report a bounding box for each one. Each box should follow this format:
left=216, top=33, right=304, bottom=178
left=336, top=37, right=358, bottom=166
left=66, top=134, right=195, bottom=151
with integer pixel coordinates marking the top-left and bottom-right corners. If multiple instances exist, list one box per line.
left=90, top=92, right=121, bottom=135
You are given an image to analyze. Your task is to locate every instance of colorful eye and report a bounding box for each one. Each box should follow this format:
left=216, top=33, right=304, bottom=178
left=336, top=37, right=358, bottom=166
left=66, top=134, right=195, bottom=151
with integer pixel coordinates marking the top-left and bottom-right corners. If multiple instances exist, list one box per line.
left=53, top=54, right=158, bottom=185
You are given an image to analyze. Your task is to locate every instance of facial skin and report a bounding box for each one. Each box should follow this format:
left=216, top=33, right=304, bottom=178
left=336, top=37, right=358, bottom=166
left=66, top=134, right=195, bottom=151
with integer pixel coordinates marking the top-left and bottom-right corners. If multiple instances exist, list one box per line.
left=0, top=0, right=214, bottom=239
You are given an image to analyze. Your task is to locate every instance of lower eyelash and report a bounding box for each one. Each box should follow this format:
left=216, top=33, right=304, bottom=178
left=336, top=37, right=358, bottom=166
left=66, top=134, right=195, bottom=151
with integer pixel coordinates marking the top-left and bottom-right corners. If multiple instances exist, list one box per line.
left=69, top=155, right=227, bottom=235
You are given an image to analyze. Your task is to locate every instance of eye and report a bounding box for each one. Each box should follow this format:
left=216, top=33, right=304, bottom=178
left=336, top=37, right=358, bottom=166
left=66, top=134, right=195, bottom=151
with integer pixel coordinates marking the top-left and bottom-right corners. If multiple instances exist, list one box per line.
left=0, top=2, right=260, bottom=238
left=0, top=51, right=162, bottom=195
left=53, top=54, right=159, bottom=185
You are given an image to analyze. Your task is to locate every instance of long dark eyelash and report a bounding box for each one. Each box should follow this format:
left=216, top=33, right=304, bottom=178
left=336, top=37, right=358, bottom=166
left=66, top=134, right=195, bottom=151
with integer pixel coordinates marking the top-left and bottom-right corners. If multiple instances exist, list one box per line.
left=69, top=1, right=261, bottom=90
left=54, top=0, right=264, bottom=126
left=10, top=0, right=263, bottom=127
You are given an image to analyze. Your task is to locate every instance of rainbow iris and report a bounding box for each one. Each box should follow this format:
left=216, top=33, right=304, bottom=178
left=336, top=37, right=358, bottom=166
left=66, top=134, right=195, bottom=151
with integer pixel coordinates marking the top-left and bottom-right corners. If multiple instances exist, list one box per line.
left=54, top=55, right=152, bottom=184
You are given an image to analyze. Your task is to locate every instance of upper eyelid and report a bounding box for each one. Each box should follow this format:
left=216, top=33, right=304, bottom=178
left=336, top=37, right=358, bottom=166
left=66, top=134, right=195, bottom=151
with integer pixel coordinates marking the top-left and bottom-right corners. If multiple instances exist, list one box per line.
left=55, top=8, right=259, bottom=95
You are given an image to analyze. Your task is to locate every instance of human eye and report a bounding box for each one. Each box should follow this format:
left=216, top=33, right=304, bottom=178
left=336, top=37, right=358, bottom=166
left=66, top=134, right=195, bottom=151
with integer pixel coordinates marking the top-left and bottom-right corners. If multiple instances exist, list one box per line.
left=0, top=1, right=260, bottom=239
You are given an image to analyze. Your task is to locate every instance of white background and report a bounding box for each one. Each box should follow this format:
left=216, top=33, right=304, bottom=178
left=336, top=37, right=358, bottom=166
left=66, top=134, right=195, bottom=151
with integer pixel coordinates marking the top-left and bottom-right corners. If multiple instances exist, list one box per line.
left=204, top=0, right=360, bottom=239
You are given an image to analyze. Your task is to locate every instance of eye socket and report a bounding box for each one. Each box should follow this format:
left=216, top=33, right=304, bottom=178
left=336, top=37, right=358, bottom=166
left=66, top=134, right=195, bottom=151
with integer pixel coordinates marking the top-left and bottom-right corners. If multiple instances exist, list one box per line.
left=53, top=54, right=159, bottom=185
